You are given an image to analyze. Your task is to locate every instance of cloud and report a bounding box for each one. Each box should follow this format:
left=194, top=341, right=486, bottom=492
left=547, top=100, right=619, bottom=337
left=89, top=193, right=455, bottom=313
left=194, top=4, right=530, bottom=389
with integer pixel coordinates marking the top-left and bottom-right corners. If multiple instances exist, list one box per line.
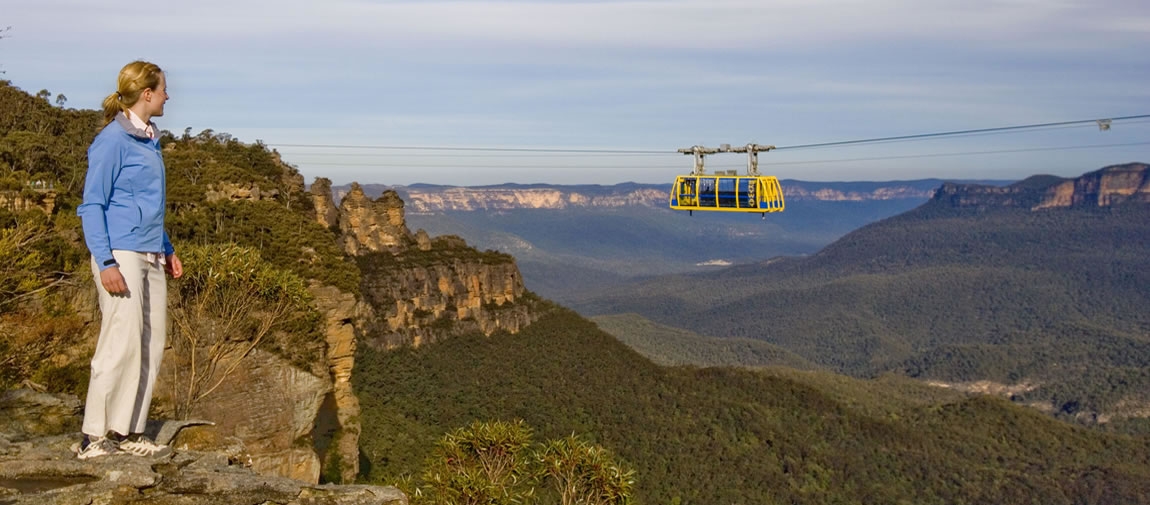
left=15, top=0, right=1150, bottom=52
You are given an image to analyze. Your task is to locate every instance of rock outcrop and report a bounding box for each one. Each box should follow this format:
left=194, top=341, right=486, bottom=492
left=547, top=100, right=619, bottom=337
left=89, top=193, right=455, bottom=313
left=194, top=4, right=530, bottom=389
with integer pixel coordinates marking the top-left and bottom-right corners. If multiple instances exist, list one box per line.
left=1034, top=162, right=1150, bottom=209
left=311, top=178, right=341, bottom=229
left=932, top=163, right=1150, bottom=211
left=0, top=190, right=55, bottom=215
left=0, top=391, right=407, bottom=505
left=358, top=240, right=536, bottom=349
left=339, top=184, right=415, bottom=255
left=204, top=182, right=279, bottom=202
left=308, top=283, right=370, bottom=484
left=315, top=178, right=541, bottom=350
left=155, top=349, right=332, bottom=484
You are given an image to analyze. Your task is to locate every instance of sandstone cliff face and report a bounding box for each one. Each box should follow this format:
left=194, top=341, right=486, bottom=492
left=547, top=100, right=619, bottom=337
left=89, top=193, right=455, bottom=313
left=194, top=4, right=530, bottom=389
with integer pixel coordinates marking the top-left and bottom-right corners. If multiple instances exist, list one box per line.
left=358, top=246, right=535, bottom=349
left=402, top=187, right=669, bottom=211
left=783, top=186, right=935, bottom=202
left=0, top=190, right=55, bottom=214
left=1034, top=163, right=1150, bottom=209
left=308, top=282, right=370, bottom=484
left=156, top=349, right=331, bottom=484
left=933, top=163, right=1150, bottom=211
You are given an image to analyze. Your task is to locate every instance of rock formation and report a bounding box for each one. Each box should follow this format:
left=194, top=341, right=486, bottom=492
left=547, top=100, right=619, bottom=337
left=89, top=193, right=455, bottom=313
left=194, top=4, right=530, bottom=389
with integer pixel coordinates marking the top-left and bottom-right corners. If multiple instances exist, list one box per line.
left=358, top=239, right=536, bottom=349
left=204, top=182, right=279, bottom=202
left=314, top=178, right=541, bottom=350
left=932, top=163, right=1150, bottom=211
left=311, top=178, right=341, bottom=229
left=0, top=190, right=55, bottom=215
left=339, top=184, right=415, bottom=255
left=1034, top=162, right=1150, bottom=209
left=0, top=390, right=407, bottom=505
left=308, top=282, right=370, bottom=484
left=155, top=349, right=332, bottom=484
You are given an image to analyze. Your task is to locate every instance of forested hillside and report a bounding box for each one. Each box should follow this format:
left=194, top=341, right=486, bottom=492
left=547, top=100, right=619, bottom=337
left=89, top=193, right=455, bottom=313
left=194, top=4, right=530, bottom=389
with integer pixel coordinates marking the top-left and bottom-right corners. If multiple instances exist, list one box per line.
left=357, top=305, right=1150, bottom=504
left=574, top=171, right=1150, bottom=430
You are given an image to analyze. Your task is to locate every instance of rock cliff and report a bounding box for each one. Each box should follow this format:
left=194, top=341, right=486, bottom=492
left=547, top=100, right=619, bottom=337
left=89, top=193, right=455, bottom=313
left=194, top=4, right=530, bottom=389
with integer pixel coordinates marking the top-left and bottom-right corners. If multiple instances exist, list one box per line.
left=156, top=349, right=331, bottom=484
left=0, top=390, right=407, bottom=505
left=932, top=163, right=1150, bottom=211
left=314, top=179, right=540, bottom=349
left=308, top=283, right=370, bottom=484
left=0, top=190, right=55, bottom=215
left=357, top=241, right=536, bottom=349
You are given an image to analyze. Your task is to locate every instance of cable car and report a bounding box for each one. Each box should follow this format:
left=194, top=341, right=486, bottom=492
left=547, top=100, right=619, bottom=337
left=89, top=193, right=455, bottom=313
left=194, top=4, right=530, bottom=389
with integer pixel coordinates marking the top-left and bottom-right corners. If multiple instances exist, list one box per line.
left=668, top=144, right=785, bottom=215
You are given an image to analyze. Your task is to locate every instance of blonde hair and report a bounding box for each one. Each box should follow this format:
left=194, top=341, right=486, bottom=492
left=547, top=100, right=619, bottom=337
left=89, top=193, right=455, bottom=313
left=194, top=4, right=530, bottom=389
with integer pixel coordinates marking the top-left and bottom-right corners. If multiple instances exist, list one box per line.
left=101, top=60, right=164, bottom=125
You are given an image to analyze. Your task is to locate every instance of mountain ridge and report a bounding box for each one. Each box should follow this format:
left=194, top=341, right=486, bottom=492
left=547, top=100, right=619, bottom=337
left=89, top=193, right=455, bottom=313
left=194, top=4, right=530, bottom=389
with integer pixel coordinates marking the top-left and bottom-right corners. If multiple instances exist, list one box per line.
left=332, top=179, right=1011, bottom=212
left=931, top=162, right=1149, bottom=210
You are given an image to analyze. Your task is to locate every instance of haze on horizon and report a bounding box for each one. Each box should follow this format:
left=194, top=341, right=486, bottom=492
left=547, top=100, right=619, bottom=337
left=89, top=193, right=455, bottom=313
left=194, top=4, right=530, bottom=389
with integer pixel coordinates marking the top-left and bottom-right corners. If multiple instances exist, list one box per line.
left=3, top=0, right=1148, bottom=186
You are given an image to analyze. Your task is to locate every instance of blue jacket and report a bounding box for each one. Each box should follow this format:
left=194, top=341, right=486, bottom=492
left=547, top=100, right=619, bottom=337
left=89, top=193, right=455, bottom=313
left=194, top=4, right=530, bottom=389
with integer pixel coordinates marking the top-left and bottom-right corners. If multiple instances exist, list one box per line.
left=78, top=114, right=174, bottom=271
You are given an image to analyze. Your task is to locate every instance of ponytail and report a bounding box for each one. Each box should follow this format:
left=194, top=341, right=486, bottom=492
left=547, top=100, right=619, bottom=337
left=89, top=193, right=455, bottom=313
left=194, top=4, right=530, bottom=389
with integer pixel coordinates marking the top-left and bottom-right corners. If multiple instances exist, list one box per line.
left=101, top=92, right=125, bottom=125
left=102, top=61, right=164, bottom=125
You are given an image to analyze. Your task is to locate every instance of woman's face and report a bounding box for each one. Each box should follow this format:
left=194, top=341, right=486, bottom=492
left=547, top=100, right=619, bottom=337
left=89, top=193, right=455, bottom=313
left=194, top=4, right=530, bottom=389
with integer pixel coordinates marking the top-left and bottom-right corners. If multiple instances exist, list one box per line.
left=145, top=74, right=169, bottom=117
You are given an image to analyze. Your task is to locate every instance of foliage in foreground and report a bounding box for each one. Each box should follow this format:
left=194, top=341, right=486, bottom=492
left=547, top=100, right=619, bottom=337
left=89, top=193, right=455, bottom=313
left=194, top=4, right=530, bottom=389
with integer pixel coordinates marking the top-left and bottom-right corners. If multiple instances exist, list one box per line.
left=415, top=419, right=633, bottom=505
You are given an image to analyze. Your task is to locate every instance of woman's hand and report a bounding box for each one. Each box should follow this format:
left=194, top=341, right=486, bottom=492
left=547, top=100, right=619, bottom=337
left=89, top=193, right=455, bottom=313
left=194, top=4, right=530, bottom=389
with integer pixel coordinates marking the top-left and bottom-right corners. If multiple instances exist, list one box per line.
left=100, top=266, right=129, bottom=295
left=165, top=253, right=183, bottom=279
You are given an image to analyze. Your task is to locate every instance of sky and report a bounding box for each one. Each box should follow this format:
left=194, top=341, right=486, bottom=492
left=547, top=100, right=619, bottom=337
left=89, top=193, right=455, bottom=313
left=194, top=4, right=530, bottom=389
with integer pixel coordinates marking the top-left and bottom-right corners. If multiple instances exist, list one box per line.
left=2, top=0, right=1148, bottom=186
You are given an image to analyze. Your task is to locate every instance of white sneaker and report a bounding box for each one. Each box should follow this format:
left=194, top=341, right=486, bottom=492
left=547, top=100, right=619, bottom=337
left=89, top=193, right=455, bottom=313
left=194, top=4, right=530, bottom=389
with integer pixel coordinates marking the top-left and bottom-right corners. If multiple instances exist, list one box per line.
left=118, top=434, right=172, bottom=458
left=74, top=436, right=122, bottom=460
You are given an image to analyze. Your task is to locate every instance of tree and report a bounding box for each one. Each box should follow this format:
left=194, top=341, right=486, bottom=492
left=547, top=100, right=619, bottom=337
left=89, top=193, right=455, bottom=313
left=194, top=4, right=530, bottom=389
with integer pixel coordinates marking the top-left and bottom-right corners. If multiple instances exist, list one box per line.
left=166, top=243, right=317, bottom=419
left=417, top=420, right=637, bottom=505
left=537, top=435, right=635, bottom=505
left=54, top=93, right=66, bottom=108
left=421, top=420, right=536, bottom=505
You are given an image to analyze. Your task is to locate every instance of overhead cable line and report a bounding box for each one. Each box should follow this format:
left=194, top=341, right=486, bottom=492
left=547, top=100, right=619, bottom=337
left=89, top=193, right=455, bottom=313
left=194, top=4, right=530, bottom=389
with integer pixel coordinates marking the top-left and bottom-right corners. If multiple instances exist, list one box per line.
left=767, top=140, right=1150, bottom=166
left=267, top=114, right=1150, bottom=155
left=270, top=144, right=669, bottom=155
left=772, top=115, right=1150, bottom=151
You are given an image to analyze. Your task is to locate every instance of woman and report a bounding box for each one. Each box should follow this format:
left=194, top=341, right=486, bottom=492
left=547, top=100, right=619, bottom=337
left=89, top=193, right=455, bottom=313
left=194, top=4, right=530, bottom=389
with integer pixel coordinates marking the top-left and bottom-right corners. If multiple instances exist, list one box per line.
left=75, top=60, right=184, bottom=459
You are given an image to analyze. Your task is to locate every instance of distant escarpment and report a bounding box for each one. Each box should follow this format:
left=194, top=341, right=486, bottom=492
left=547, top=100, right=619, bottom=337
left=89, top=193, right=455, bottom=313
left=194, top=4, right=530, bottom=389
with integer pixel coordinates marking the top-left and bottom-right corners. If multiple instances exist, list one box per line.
left=312, top=180, right=539, bottom=349
left=335, top=180, right=965, bottom=213
left=932, top=162, right=1150, bottom=210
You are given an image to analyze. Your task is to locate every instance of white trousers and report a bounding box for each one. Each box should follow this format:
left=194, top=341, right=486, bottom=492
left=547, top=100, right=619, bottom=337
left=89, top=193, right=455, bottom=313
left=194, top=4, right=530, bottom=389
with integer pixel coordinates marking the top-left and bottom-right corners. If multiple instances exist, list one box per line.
left=83, top=250, right=167, bottom=437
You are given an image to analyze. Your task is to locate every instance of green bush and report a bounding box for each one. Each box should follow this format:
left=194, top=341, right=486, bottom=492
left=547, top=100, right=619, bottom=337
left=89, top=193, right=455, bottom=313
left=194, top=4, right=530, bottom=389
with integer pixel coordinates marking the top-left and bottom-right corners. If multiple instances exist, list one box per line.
left=416, top=420, right=635, bottom=505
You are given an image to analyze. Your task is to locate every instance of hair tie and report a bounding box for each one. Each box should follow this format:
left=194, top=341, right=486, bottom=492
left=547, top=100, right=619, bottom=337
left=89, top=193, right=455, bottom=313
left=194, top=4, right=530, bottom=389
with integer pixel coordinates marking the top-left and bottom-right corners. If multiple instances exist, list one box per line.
left=116, top=93, right=122, bottom=101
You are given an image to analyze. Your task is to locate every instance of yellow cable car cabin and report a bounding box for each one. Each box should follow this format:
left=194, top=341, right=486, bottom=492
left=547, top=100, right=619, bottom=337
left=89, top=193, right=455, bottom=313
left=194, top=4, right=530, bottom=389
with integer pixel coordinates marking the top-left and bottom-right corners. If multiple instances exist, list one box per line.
left=669, top=173, right=785, bottom=214
left=668, top=143, right=786, bottom=215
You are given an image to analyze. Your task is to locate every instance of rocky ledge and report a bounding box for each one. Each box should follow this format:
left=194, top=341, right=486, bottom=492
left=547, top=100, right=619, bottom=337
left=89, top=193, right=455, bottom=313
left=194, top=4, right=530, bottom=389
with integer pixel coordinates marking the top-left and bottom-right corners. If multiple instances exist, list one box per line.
left=0, top=390, right=406, bottom=505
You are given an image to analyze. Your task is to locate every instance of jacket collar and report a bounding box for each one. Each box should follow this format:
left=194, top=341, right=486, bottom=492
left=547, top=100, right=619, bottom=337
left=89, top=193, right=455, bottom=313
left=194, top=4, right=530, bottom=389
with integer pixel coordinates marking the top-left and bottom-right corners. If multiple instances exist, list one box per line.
left=113, top=112, right=156, bottom=141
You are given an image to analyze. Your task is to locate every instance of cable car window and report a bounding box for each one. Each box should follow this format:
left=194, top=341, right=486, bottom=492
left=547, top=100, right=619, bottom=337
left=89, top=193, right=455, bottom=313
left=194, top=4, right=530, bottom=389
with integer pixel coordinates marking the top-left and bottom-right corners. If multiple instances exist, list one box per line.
left=699, top=178, right=717, bottom=207
left=718, top=178, right=736, bottom=208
